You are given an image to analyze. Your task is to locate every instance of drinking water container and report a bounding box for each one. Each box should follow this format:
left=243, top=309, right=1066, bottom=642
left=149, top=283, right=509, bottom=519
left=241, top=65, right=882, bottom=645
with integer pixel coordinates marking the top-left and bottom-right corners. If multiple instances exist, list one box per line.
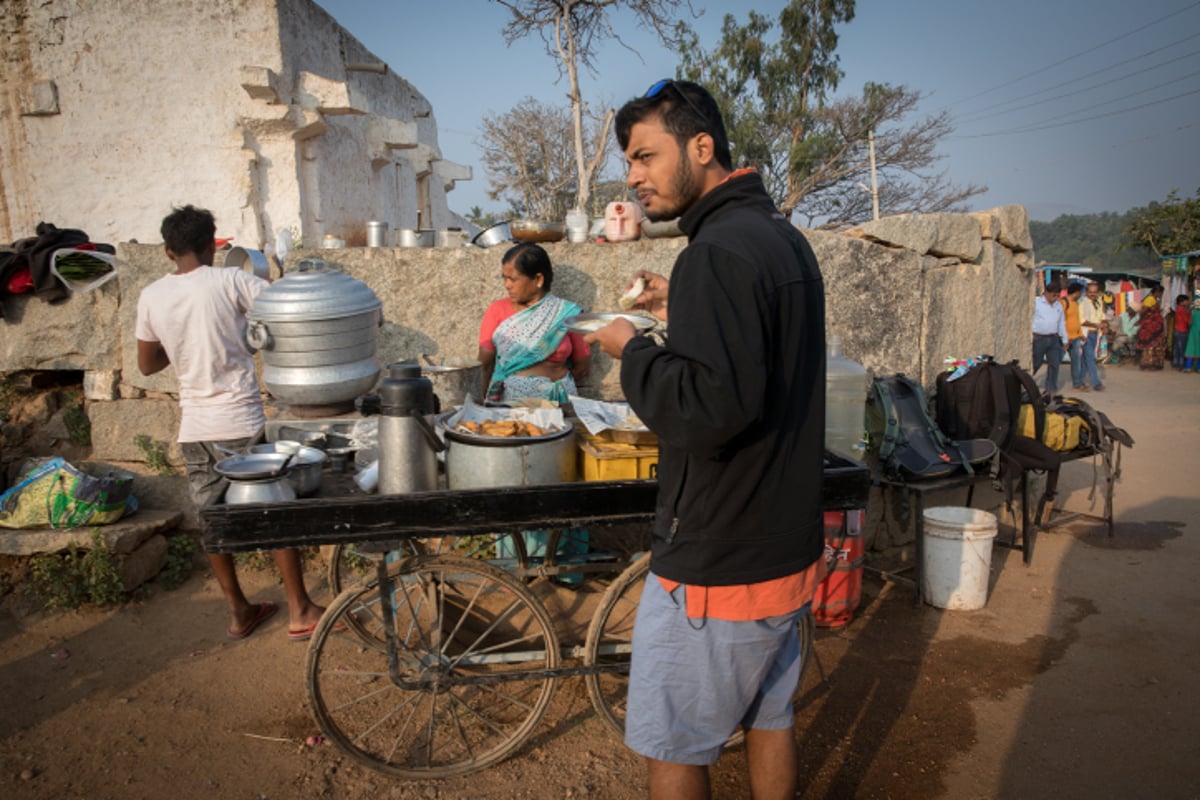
left=825, top=336, right=868, bottom=460
left=604, top=202, right=643, bottom=242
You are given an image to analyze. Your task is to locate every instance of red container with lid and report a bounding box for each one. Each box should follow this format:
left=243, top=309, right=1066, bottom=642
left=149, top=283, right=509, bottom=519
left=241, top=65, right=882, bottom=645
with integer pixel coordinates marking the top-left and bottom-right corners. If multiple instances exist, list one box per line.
left=813, top=509, right=865, bottom=628
left=604, top=202, right=643, bottom=242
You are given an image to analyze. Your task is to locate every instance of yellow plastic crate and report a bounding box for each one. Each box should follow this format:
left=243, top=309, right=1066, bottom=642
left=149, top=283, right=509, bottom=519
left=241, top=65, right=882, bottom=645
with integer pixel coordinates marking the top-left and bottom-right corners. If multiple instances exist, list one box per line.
left=578, top=438, right=659, bottom=481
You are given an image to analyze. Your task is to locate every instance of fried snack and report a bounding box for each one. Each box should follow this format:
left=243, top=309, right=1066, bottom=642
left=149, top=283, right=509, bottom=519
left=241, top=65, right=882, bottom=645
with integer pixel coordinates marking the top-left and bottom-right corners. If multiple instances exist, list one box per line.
left=619, top=276, right=646, bottom=310
left=480, top=419, right=521, bottom=437
left=455, top=421, right=482, bottom=434
left=517, top=422, right=547, bottom=437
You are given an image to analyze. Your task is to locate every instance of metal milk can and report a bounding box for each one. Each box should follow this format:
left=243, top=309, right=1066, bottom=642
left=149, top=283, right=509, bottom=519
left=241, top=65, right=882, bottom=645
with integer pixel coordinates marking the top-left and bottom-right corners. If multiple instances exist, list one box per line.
left=378, top=363, right=444, bottom=494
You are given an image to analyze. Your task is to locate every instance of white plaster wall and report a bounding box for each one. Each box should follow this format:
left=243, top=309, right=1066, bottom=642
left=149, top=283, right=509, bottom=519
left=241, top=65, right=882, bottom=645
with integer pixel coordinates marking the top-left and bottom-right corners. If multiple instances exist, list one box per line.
left=0, top=0, right=469, bottom=248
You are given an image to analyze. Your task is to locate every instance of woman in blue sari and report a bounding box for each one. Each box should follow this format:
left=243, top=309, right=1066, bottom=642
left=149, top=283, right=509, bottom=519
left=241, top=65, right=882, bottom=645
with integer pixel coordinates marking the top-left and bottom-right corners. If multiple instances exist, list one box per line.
left=477, top=243, right=592, bottom=577
left=477, top=243, right=590, bottom=403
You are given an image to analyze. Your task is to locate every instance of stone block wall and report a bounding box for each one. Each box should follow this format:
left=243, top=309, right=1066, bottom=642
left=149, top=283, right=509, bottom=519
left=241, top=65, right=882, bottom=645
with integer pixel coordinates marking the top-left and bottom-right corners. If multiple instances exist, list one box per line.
left=1, top=206, right=1035, bottom=537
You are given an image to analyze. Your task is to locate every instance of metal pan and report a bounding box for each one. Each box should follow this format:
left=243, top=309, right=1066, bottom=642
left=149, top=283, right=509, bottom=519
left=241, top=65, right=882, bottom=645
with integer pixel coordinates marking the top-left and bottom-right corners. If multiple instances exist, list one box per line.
left=562, top=312, right=658, bottom=335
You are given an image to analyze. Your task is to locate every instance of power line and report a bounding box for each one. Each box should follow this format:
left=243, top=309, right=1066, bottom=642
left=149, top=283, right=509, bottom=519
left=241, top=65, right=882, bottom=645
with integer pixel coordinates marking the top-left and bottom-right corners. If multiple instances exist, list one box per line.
left=952, top=34, right=1200, bottom=125
left=1005, top=120, right=1197, bottom=173
left=956, top=86, right=1200, bottom=137
left=941, top=0, right=1200, bottom=112
left=960, top=67, right=1200, bottom=135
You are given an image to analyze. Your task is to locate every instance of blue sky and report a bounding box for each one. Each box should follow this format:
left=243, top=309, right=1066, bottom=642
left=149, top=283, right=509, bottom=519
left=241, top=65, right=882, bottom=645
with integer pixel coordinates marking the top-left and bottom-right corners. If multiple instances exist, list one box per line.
left=317, top=0, right=1200, bottom=223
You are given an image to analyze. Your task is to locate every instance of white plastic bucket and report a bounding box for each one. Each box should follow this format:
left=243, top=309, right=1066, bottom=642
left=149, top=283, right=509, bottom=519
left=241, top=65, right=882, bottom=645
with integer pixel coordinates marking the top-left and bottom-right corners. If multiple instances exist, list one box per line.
left=921, top=506, right=997, bottom=610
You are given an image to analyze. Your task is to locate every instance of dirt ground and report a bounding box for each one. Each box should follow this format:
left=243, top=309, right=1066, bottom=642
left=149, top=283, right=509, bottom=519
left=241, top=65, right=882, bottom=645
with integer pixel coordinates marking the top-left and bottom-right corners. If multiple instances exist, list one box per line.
left=1, top=362, right=1197, bottom=800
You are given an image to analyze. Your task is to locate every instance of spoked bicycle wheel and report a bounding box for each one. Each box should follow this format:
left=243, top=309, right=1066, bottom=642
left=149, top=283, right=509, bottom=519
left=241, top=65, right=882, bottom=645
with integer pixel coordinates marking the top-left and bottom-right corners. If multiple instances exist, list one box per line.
left=306, top=554, right=560, bottom=780
left=583, top=554, right=816, bottom=748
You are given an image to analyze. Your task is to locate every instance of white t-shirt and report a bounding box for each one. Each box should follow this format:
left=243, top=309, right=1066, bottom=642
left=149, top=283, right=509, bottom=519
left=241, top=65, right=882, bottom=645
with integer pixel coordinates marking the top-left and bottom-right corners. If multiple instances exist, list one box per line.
left=135, top=266, right=268, bottom=443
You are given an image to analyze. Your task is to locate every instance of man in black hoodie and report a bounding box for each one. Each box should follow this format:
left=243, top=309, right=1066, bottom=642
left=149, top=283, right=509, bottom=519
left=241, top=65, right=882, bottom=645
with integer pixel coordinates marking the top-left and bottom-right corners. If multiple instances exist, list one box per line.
left=587, top=80, right=826, bottom=800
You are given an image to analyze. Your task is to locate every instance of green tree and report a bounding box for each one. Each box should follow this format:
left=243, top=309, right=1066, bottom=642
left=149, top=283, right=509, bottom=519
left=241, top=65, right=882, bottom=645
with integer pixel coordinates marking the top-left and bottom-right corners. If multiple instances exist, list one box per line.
left=1031, top=211, right=1159, bottom=275
left=495, top=0, right=689, bottom=213
left=677, top=0, right=984, bottom=227
left=1122, top=189, right=1200, bottom=258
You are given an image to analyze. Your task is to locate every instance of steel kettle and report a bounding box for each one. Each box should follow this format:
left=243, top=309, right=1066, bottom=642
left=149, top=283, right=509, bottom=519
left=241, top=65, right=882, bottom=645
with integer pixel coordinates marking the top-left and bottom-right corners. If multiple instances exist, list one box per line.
left=378, top=362, right=444, bottom=494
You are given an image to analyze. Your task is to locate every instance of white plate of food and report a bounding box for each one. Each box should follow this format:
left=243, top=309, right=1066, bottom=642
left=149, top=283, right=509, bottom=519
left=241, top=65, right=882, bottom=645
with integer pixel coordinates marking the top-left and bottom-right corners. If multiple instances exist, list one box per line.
left=563, top=312, right=658, bottom=335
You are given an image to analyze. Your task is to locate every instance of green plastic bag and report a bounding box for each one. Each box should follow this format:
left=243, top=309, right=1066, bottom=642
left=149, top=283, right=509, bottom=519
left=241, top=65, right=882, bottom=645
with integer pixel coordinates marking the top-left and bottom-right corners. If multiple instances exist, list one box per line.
left=0, top=458, right=136, bottom=529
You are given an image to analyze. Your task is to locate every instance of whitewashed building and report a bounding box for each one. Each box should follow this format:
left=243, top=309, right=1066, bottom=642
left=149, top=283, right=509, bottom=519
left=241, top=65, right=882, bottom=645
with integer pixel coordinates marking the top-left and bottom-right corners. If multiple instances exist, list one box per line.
left=0, top=0, right=472, bottom=247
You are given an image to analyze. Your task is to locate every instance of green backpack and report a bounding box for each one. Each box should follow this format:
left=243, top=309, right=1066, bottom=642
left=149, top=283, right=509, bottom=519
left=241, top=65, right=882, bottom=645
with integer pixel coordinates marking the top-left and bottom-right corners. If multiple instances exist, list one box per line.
left=866, top=374, right=996, bottom=482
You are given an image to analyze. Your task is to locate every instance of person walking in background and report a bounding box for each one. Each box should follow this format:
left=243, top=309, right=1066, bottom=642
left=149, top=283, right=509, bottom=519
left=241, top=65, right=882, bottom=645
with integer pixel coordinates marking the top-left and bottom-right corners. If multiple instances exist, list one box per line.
left=1171, top=294, right=1191, bottom=370
left=1079, top=281, right=1106, bottom=391
left=136, top=205, right=327, bottom=641
left=1032, top=280, right=1068, bottom=393
left=586, top=79, right=826, bottom=800
left=1061, top=282, right=1085, bottom=390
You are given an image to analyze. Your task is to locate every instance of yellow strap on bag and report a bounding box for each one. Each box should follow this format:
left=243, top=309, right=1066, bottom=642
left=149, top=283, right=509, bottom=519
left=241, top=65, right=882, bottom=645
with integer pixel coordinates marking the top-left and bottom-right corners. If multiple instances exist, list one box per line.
left=1018, top=404, right=1084, bottom=451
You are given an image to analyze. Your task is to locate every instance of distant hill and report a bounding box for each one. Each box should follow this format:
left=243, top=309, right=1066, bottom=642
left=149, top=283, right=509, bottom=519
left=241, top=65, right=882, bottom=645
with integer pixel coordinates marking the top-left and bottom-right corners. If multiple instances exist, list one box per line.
left=1029, top=211, right=1160, bottom=276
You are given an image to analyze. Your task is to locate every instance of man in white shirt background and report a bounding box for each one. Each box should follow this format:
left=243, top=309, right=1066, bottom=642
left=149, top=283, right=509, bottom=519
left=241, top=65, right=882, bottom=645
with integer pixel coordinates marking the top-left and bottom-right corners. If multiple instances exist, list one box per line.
left=1032, top=281, right=1069, bottom=393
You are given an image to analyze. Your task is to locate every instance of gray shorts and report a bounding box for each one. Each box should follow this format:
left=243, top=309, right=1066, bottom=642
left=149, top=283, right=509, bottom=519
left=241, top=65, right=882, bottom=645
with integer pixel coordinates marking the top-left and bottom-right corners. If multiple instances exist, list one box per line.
left=181, top=431, right=265, bottom=512
left=624, top=571, right=808, bottom=765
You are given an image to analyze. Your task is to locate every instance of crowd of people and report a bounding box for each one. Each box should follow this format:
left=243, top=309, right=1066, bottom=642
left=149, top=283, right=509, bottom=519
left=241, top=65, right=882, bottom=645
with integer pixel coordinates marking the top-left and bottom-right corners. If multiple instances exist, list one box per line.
left=1033, top=279, right=1200, bottom=388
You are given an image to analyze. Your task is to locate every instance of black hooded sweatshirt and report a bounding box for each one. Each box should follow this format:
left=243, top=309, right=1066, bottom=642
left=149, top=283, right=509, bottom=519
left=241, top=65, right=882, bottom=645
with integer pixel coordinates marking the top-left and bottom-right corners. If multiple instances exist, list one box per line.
left=620, top=171, right=826, bottom=586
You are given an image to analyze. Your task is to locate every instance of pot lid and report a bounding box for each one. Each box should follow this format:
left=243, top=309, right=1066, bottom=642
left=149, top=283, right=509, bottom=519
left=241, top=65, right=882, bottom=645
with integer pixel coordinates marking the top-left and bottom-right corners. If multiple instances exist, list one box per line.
left=214, top=452, right=293, bottom=480
left=248, top=258, right=382, bottom=322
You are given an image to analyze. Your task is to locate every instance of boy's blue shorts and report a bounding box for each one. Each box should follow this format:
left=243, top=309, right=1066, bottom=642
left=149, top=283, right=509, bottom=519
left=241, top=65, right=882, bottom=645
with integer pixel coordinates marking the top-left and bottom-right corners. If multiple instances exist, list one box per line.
left=624, top=570, right=809, bottom=765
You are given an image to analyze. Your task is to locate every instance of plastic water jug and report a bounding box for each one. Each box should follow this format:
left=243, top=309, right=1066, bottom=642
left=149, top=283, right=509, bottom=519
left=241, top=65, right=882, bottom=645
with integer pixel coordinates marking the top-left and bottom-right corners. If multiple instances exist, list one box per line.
left=825, top=336, right=868, bottom=460
left=565, top=208, right=589, bottom=243
left=604, top=202, right=643, bottom=242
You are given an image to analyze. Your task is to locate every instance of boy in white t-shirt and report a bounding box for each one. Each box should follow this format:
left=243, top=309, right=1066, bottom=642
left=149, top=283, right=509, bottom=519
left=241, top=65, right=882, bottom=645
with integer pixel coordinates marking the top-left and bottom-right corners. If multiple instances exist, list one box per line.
left=136, top=205, right=326, bottom=640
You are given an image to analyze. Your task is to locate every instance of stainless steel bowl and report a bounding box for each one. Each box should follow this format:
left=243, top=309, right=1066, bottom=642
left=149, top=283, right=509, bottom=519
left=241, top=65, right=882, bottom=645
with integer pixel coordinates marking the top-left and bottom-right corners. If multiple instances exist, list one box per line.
left=471, top=221, right=513, bottom=248
left=510, top=219, right=566, bottom=243
left=222, top=246, right=271, bottom=279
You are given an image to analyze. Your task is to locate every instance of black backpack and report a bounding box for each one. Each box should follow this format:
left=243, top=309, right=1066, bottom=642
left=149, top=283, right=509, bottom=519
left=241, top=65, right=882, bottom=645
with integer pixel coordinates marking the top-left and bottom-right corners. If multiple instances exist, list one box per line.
left=866, top=373, right=997, bottom=482
left=934, top=358, right=1063, bottom=507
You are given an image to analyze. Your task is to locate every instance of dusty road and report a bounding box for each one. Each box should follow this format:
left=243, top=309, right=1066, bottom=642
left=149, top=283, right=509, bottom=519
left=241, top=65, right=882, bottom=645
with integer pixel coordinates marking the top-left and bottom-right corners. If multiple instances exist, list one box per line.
left=0, top=362, right=1196, bottom=799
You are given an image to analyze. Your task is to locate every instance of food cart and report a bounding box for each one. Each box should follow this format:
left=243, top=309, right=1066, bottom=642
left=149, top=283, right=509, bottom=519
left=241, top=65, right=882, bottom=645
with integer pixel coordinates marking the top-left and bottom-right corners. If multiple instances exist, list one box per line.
left=200, top=456, right=870, bottom=780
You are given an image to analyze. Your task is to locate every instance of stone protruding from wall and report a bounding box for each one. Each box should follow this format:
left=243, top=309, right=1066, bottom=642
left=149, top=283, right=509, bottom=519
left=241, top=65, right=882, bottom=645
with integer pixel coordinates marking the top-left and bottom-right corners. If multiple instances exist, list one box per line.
left=926, top=213, right=983, bottom=261
left=0, top=282, right=122, bottom=371
left=845, top=215, right=938, bottom=254
left=992, top=204, right=1034, bottom=252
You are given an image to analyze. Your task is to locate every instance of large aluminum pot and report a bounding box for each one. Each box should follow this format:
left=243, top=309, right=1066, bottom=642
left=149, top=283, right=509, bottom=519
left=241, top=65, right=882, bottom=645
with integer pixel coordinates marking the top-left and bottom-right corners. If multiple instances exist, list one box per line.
left=396, top=228, right=435, bottom=247
left=439, top=416, right=577, bottom=489
left=246, top=258, right=382, bottom=405
left=421, top=358, right=484, bottom=407
left=213, top=452, right=298, bottom=504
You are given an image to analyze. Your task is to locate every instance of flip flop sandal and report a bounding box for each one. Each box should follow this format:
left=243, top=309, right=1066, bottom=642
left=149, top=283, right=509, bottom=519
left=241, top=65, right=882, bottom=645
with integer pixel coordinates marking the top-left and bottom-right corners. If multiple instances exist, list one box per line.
left=287, top=619, right=349, bottom=642
left=227, top=602, right=278, bottom=640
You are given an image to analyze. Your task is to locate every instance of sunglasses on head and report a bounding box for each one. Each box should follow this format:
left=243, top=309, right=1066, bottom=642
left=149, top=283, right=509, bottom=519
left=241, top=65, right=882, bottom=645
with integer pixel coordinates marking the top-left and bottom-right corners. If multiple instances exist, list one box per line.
left=644, top=78, right=709, bottom=123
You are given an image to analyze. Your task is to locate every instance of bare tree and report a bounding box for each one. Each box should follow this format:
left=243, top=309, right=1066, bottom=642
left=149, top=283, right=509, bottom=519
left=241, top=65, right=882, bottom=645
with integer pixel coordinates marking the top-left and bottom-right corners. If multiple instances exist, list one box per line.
left=494, top=0, right=691, bottom=213
left=478, top=97, right=616, bottom=221
left=785, top=84, right=986, bottom=229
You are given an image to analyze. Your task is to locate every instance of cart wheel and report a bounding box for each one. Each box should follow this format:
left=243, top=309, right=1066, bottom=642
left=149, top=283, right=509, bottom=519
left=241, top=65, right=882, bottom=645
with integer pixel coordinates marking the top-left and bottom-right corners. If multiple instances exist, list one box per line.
left=583, top=554, right=815, bottom=748
left=327, top=533, right=529, bottom=596
left=583, top=553, right=649, bottom=739
left=306, top=555, right=560, bottom=779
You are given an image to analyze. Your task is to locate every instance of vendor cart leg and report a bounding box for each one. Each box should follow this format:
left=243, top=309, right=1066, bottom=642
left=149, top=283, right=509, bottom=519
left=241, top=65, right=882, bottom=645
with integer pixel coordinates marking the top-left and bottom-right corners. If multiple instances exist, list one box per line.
left=306, top=555, right=560, bottom=779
